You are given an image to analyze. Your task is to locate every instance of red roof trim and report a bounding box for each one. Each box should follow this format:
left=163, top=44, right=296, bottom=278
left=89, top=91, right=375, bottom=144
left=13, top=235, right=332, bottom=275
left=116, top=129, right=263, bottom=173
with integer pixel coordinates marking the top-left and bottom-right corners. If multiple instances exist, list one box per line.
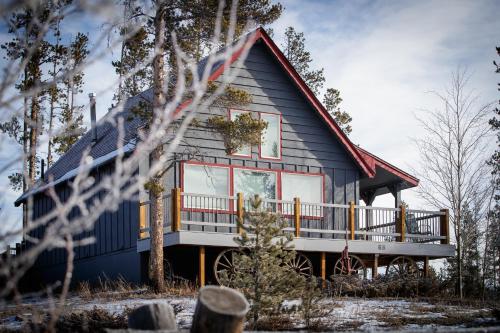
left=357, top=147, right=419, bottom=187
left=176, top=27, right=376, bottom=177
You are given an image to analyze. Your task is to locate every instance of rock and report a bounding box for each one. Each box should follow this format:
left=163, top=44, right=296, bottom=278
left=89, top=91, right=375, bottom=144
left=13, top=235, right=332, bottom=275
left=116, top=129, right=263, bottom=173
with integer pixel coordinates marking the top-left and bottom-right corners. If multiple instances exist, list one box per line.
left=127, top=303, right=177, bottom=331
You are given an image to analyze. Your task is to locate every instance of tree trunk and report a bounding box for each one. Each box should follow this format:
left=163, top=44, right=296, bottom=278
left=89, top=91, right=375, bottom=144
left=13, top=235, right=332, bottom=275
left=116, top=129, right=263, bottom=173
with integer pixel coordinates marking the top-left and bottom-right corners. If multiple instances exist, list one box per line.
left=28, top=95, right=39, bottom=187
left=191, top=286, right=249, bottom=333
left=149, top=1, right=166, bottom=293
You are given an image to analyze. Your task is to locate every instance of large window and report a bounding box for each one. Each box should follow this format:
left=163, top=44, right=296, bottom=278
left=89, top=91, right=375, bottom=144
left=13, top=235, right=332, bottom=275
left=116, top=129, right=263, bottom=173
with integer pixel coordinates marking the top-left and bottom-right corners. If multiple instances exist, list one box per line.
left=234, top=168, right=277, bottom=199
left=260, top=113, right=281, bottom=159
left=183, top=164, right=229, bottom=209
left=230, top=110, right=251, bottom=157
left=281, top=173, right=323, bottom=215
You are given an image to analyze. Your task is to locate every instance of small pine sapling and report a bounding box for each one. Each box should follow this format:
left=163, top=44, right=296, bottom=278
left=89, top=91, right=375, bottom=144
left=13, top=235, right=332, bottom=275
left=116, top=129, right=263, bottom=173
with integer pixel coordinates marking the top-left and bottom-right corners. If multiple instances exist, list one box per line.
left=228, top=195, right=305, bottom=328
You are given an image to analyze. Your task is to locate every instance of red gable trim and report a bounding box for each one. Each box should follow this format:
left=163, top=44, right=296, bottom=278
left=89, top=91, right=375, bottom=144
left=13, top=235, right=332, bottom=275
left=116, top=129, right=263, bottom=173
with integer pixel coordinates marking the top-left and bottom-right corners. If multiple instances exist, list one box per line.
left=357, top=147, right=419, bottom=187
left=176, top=27, right=376, bottom=178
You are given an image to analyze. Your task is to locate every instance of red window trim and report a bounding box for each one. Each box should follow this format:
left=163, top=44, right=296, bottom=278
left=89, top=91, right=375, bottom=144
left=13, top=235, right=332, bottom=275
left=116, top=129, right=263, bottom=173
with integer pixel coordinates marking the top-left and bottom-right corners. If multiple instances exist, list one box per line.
left=228, top=109, right=252, bottom=158
left=181, top=161, right=325, bottom=216
left=258, top=111, right=282, bottom=161
left=228, top=109, right=283, bottom=161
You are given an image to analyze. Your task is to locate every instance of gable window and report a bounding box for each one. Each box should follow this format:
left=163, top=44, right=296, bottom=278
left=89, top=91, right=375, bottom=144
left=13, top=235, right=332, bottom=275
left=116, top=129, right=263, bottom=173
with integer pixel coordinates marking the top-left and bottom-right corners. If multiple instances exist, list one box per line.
left=183, top=164, right=229, bottom=209
left=230, top=110, right=251, bottom=157
left=260, top=113, right=281, bottom=159
left=281, top=173, right=323, bottom=216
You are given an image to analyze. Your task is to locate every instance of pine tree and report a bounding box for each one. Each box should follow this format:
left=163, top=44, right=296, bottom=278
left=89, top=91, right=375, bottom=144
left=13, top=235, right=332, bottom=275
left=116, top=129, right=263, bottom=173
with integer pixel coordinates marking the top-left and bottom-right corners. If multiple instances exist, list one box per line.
left=228, top=195, right=304, bottom=328
left=0, top=4, right=52, bottom=189
left=53, top=33, right=89, bottom=155
left=323, top=88, right=352, bottom=135
left=146, top=0, right=283, bottom=293
left=46, top=4, right=67, bottom=167
left=282, top=27, right=353, bottom=135
left=460, top=204, right=482, bottom=297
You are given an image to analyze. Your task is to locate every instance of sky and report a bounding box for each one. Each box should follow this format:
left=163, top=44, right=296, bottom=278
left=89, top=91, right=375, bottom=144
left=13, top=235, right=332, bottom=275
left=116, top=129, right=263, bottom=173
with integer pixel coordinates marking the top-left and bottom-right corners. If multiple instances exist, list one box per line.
left=0, top=0, right=499, bottom=244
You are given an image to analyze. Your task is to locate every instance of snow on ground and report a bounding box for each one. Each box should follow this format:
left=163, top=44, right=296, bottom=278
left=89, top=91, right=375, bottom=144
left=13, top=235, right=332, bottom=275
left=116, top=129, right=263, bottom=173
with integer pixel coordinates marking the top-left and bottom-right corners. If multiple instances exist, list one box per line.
left=0, top=293, right=498, bottom=332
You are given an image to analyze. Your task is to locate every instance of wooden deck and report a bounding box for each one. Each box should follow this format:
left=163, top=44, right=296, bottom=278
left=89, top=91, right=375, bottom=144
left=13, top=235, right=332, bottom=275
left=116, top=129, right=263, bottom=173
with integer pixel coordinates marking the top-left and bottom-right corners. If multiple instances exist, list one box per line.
left=136, top=189, right=454, bottom=258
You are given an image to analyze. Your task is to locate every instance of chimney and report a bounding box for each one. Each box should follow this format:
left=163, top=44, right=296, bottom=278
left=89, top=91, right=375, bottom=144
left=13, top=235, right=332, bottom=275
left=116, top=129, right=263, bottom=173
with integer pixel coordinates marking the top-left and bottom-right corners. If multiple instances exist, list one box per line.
left=89, top=93, right=97, bottom=143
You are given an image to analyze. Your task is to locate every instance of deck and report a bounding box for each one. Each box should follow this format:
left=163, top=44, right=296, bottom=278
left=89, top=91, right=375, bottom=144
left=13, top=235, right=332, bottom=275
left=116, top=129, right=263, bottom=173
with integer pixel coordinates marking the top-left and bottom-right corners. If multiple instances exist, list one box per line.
left=136, top=189, right=455, bottom=258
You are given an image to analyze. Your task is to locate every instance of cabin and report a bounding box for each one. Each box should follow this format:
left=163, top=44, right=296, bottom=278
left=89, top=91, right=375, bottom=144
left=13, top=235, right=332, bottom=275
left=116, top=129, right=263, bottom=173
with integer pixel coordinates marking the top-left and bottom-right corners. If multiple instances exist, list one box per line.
left=15, top=28, right=454, bottom=288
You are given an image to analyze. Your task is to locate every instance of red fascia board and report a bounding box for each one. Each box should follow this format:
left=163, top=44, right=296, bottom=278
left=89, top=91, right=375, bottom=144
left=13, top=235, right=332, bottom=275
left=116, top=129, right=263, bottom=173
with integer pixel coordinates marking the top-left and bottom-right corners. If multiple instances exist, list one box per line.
left=357, top=147, right=419, bottom=187
left=174, top=27, right=375, bottom=178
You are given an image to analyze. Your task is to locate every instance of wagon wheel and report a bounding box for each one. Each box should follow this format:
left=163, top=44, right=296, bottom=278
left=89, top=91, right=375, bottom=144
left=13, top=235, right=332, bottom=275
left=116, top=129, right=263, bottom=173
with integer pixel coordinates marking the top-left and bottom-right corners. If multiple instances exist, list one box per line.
left=386, top=256, right=419, bottom=278
left=333, top=254, right=367, bottom=278
left=214, top=249, right=244, bottom=287
left=285, top=253, right=313, bottom=278
left=164, top=258, right=173, bottom=282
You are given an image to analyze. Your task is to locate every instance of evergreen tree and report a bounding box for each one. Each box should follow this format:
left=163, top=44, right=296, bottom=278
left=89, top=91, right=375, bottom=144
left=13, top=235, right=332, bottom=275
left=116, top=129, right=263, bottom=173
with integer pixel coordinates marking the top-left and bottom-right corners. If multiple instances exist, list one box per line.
left=228, top=195, right=304, bottom=328
left=282, top=27, right=353, bottom=135
left=53, top=33, right=89, bottom=155
left=323, top=88, right=352, bottom=135
left=460, top=204, right=482, bottom=297
left=146, top=0, right=283, bottom=292
left=0, top=4, right=52, bottom=189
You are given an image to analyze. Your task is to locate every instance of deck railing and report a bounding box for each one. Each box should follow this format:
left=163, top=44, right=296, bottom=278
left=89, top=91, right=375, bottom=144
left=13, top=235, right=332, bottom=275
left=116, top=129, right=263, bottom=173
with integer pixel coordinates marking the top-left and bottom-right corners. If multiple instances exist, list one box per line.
left=138, top=188, right=450, bottom=245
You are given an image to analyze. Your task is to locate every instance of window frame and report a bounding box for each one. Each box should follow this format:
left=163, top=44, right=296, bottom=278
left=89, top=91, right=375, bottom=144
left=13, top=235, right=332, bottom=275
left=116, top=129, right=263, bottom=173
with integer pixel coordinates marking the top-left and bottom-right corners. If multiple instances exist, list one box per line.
left=181, top=161, right=325, bottom=216
left=258, top=111, right=282, bottom=160
left=181, top=162, right=232, bottom=212
left=228, top=109, right=252, bottom=158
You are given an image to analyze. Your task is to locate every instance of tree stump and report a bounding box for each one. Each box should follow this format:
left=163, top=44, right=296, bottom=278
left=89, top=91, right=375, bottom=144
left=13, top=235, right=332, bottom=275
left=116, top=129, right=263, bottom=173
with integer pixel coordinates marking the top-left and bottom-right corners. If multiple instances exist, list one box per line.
left=190, top=285, right=249, bottom=333
left=128, top=303, right=177, bottom=331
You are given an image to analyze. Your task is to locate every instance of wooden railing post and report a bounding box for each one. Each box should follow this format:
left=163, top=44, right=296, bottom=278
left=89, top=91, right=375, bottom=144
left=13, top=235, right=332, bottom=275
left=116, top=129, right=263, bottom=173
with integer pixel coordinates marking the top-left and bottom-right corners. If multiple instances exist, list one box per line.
left=237, top=193, right=244, bottom=234
left=440, top=208, right=450, bottom=244
left=171, top=188, right=181, bottom=232
left=294, top=197, right=301, bottom=238
left=139, top=203, right=147, bottom=239
left=199, top=246, right=205, bottom=287
left=397, top=204, right=406, bottom=242
left=348, top=201, right=355, bottom=240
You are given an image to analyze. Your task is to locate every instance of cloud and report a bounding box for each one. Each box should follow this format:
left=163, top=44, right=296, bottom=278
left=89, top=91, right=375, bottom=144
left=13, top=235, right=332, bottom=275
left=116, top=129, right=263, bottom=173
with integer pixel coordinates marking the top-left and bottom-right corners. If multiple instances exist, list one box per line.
left=271, top=0, right=499, bottom=207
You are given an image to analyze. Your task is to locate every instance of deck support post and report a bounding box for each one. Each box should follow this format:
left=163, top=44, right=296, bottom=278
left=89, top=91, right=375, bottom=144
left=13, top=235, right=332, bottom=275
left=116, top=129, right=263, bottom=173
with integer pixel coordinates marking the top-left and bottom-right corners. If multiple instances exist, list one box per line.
left=199, top=246, right=205, bottom=287
left=440, top=209, right=450, bottom=244
left=139, top=203, right=147, bottom=239
left=397, top=204, right=406, bottom=242
left=424, top=256, right=430, bottom=278
left=294, top=197, right=301, bottom=238
left=171, top=188, right=181, bottom=232
left=237, top=193, right=244, bottom=234
left=321, top=252, right=326, bottom=288
left=372, top=254, right=379, bottom=279
left=348, top=201, right=355, bottom=240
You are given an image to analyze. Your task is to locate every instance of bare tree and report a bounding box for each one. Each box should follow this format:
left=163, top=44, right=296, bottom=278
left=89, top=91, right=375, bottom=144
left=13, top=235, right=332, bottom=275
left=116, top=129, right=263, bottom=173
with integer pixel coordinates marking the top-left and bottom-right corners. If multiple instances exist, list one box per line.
left=414, top=69, right=492, bottom=298
left=0, top=0, right=257, bottom=325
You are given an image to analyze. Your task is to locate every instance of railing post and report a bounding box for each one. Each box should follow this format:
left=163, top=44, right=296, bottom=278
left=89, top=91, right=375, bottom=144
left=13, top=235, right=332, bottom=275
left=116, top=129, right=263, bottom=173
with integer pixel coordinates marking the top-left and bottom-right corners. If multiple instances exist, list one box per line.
left=440, top=208, right=450, bottom=244
left=139, top=203, right=147, bottom=239
left=294, top=197, right=301, bottom=238
left=397, top=204, right=406, bottom=242
left=199, top=246, right=205, bottom=287
left=171, top=188, right=181, bottom=232
left=349, top=201, right=355, bottom=240
left=237, top=192, right=244, bottom=234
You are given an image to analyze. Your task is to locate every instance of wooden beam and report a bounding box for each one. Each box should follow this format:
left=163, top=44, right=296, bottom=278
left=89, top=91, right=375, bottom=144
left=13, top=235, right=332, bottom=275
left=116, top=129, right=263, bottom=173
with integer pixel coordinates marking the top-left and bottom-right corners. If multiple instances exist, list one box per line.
left=139, top=203, right=147, bottom=239
left=171, top=188, right=181, bottom=232
left=321, top=252, right=326, bottom=288
left=349, top=201, right=355, bottom=240
left=440, top=209, right=450, bottom=244
left=236, top=193, right=244, bottom=234
left=424, top=256, right=430, bottom=278
left=372, top=254, right=379, bottom=279
left=294, top=197, right=301, bottom=238
left=199, top=246, right=205, bottom=287
left=397, top=204, right=406, bottom=242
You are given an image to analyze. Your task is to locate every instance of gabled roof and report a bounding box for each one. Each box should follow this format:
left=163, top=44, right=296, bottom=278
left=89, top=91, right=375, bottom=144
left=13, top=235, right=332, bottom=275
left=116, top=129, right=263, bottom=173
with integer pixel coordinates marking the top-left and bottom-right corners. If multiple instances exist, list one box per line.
left=16, top=27, right=419, bottom=205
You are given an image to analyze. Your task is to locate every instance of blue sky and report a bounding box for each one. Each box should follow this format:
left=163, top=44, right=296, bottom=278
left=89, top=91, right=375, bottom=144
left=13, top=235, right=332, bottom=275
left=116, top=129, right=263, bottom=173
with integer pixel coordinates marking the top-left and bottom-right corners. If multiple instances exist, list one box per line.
left=1, top=0, right=499, bottom=243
